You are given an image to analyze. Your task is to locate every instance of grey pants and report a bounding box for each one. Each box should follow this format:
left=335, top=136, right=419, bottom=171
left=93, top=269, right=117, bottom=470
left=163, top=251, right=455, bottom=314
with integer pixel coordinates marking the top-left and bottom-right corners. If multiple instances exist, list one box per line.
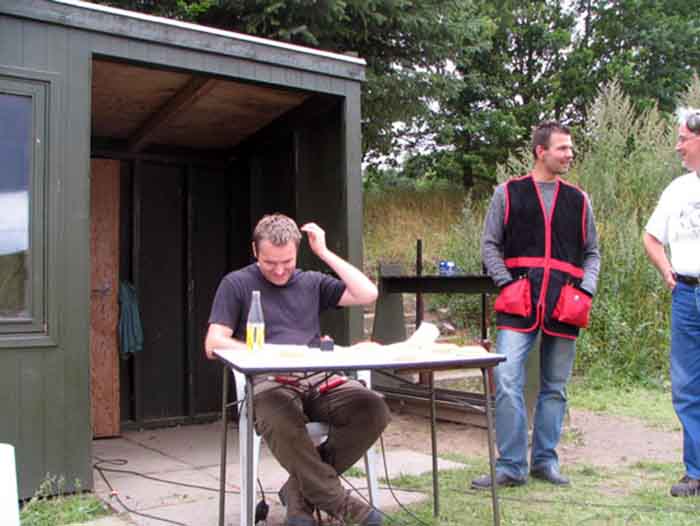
left=253, top=374, right=391, bottom=515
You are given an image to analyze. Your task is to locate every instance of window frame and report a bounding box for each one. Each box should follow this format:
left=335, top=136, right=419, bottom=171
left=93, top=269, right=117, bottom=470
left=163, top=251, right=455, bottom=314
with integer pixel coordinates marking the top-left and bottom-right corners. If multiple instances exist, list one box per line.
left=0, top=67, right=57, bottom=347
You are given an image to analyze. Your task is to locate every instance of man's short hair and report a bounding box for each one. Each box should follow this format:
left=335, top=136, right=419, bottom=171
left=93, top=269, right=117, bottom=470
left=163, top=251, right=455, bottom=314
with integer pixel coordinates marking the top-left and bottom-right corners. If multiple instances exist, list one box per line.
left=677, top=107, right=700, bottom=134
left=253, top=214, right=302, bottom=250
left=532, top=121, right=571, bottom=159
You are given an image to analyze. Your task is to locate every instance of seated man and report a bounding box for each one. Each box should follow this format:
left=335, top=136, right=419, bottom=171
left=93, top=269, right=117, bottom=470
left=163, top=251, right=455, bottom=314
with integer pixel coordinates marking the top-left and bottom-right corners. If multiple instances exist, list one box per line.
left=205, top=213, right=390, bottom=526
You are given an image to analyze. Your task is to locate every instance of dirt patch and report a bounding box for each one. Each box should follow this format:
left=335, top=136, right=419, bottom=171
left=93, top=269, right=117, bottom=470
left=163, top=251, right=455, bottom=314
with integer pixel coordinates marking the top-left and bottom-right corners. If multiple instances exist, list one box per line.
left=383, top=408, right=682, bottom=468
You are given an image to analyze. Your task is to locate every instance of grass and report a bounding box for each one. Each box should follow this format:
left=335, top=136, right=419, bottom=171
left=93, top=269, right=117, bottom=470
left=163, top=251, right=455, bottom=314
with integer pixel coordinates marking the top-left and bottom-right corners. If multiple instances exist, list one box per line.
left=435, top=374, right=679, bottom=432
left=385, top=460, right=700, bottom=525
left=379, top=381, right=691, bottom=525
left=568, top=381, right=680, bottom=432
left=363, top=186, right=468, bottom=278
left=20, top=476, right=110, bottom=526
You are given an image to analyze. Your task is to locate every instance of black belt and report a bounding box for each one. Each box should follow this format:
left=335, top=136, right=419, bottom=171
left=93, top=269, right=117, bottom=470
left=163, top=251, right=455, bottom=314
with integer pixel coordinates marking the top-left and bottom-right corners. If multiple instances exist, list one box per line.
left=675, top=273, right=700, bottom=286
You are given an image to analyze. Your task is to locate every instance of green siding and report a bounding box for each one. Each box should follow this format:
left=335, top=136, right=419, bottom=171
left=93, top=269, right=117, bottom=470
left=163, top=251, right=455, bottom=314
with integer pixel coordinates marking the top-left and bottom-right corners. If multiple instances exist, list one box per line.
left=343, top=84, right=366, bottom=345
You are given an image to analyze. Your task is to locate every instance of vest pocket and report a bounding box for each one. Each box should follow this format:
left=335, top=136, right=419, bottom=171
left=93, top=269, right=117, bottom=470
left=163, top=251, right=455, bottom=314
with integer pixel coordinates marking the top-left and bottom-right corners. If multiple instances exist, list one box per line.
left=494, top=277, right=532, bottom=317
left=552, top=283, right=592, bottom=328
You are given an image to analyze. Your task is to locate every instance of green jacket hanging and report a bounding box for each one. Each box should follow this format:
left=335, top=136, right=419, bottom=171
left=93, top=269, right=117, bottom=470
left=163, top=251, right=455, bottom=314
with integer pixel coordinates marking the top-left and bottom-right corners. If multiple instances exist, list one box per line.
left=118, top=281, right=143, bottom=356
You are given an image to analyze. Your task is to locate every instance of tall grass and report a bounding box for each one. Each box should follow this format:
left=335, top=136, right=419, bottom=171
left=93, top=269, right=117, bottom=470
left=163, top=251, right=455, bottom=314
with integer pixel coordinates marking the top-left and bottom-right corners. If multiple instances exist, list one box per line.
left=560, top=83, right=677, bottom=386
left=363, top=185, right=468, bottom=277
left=364, top=79, right=700, bottom=386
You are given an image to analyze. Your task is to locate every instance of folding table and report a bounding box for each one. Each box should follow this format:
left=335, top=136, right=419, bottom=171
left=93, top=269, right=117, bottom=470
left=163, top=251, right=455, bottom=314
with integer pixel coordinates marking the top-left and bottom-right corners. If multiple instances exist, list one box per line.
left=214, top=342, right=505, bottom=526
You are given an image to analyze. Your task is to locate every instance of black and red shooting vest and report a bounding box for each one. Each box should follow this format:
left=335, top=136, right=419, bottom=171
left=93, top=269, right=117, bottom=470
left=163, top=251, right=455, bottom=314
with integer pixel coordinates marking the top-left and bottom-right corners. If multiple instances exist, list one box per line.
left=498, top=174, right=588, bottom=339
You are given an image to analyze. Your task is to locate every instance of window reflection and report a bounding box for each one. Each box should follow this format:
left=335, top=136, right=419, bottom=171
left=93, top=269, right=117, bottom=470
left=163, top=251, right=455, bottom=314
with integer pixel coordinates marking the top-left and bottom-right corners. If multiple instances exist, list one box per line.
left=0, top=93, right=31, bottom=318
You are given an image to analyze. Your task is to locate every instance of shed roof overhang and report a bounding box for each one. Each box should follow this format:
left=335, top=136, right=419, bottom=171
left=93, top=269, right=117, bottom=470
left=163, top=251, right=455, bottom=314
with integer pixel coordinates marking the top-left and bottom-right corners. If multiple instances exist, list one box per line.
left=2, top=0, right=366, bottom=81
left=0, top=0, right=366, bottom=159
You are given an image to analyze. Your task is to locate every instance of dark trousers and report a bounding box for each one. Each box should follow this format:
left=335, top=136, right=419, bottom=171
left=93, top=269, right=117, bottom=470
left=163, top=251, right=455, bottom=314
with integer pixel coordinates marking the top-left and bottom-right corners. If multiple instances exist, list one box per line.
left=253, top=375, right=391, bottom=514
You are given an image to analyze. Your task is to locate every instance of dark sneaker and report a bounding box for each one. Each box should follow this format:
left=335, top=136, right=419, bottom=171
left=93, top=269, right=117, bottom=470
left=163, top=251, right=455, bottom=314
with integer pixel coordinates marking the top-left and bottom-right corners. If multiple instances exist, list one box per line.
left=670, top=475, right=700, bottom=497
left=471, top=472, right=526, bottom=490
left=279, top=477, right=317, bottom=526
left=530, top=465, right=570, bottom=486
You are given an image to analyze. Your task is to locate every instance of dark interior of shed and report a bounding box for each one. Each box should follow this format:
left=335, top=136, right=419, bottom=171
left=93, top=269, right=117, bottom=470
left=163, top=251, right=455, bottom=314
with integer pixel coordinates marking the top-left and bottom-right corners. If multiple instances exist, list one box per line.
left=89, top=57, right=344, bottom=433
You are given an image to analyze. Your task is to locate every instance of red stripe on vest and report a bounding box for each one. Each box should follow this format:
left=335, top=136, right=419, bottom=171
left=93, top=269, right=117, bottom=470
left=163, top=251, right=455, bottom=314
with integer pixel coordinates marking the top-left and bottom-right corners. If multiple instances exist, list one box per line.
left=504, top=257, right=584, bottom=278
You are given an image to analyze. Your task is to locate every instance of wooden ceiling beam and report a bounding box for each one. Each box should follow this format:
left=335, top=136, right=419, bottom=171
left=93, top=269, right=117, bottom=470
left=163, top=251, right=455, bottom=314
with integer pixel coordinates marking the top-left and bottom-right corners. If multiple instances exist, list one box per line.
left=127, top=76, right=218, bottom=153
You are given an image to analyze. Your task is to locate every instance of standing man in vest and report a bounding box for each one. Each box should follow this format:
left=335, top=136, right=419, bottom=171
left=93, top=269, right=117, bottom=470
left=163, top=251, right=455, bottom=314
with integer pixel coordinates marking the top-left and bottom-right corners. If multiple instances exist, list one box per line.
left=643, top=108, right=700, bottom=497
left=473, top=121, right=601, bottom=489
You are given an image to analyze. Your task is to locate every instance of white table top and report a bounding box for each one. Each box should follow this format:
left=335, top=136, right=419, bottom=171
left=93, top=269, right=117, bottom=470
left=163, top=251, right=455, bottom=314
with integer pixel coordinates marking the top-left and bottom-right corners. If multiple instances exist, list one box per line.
left=213, top=342, right=504, bottom=375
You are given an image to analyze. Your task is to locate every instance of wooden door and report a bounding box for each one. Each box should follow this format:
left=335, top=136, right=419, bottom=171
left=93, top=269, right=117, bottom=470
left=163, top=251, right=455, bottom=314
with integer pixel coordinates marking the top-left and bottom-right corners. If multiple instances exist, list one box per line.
left=90, top=159, right=120, bottom=437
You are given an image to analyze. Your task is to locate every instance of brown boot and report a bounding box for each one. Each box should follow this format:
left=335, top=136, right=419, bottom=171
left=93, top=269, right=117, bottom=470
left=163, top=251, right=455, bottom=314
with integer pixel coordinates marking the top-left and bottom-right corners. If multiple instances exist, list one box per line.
left=279, top=477, right=317, bottom=526
left=331, top=491, right=382, bottom=526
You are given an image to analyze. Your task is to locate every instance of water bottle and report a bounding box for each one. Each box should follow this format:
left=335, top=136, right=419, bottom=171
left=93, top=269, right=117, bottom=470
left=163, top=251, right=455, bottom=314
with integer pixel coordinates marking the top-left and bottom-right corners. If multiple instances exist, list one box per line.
left=438, top=260, right=456, bottom=276
left=246, top=290, right=265, bottom=351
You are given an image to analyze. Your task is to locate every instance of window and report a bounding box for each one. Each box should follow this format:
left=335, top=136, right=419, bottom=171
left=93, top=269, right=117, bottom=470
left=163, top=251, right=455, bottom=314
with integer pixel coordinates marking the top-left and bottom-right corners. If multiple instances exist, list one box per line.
left=0, top=73, right=49, bottom=342
left=0, top=93, right=32, bottom=319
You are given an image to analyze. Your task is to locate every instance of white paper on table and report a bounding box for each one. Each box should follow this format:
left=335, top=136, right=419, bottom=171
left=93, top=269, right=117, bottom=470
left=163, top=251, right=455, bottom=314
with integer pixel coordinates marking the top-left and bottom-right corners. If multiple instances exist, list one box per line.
left=406, top=322, right=441, bottom=345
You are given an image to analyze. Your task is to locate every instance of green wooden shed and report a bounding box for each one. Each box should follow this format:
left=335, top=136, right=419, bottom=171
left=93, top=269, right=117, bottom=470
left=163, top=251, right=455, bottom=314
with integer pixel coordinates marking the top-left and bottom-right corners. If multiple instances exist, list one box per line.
left=0, top=0, right=366, bottom=499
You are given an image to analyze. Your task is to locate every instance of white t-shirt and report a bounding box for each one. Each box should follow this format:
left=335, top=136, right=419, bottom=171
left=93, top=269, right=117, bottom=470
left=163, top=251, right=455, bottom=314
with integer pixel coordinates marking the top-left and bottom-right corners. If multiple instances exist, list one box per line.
left=645, top=172, right=700, bottom=276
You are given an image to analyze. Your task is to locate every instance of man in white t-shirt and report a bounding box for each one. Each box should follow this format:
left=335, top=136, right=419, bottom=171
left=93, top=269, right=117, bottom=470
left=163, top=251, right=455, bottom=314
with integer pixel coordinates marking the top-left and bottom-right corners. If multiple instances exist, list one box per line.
left=644, top=107, right=700, bottom=497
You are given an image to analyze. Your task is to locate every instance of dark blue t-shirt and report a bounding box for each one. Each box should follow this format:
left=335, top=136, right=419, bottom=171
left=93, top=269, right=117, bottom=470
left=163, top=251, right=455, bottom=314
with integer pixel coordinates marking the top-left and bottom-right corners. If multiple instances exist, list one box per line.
left=208, top=263, right=346, bottom=345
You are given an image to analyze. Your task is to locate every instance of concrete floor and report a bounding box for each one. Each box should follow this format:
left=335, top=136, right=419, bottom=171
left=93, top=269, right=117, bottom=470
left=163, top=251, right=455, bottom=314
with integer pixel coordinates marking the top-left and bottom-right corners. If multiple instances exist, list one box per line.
left=91, top=420, right=465, bottom=526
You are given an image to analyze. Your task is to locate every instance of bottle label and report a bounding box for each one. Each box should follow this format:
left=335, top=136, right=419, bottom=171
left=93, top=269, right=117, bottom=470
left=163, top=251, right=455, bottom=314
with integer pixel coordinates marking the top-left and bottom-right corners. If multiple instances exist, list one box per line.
left=246, top=322, right=265, bottom=351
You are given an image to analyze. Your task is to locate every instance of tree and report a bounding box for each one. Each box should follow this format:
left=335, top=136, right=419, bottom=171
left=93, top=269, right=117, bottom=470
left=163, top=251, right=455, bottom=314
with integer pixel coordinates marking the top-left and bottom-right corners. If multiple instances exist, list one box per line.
left=433, top=0, right=700, bottom=188
left=572, top=0, right=700, bottom=116
left=433, top=0, right=578, bottom=187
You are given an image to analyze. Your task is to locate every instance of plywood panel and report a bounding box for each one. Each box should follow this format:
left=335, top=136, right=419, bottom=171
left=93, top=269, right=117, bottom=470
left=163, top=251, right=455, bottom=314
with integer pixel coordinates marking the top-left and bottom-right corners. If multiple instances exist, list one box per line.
left=90, top=158, right=121, bottom=437
left=91, top=60, right=191, bottom=139
left=162, top=80, right=309, bottom=149
left=91, top=59, right=309, bottom=150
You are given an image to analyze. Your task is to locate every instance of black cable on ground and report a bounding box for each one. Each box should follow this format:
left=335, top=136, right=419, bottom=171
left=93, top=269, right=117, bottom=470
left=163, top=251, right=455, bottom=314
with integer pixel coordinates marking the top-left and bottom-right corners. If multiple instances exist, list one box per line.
left=93, top=457, right=241, bottom=494
left=93, top=458, right=189, bottom=526
left=377, top=434, right=433, bottom=526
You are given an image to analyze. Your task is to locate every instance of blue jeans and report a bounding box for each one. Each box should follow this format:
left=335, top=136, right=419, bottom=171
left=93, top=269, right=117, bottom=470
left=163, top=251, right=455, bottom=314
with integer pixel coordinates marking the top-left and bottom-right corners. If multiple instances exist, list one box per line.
left=493, top=329, right=576, bottom=480
left=671, top=282, right=700, bottom=479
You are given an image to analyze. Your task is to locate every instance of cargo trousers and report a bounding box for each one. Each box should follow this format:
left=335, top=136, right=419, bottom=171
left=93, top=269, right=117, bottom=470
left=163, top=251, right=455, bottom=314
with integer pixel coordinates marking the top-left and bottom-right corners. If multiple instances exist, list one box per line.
left=252, top=374, right=391, bottom=515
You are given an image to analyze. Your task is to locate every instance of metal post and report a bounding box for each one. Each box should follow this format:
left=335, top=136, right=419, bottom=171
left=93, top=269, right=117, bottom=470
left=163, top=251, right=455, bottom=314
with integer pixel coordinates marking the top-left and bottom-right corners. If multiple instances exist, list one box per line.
left=481, top=263, right=489, bottom=341
left=429, top=371, right=439, bottom=517
left=219, top=366, right=229, bottom=526
left=416, top=239, right=423, bottom=328
left=245, top=375, right=256, bottom=526
left=482, top=368, right=500, bottom=526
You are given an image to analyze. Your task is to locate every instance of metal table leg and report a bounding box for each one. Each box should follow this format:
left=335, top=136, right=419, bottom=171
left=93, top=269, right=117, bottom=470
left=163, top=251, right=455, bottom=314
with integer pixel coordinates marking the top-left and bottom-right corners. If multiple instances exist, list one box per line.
left=482, top=368, right=500, bottom=526
left=429, top=371, right=439, bottom=517
left=244, top=375, right=255, bottom=526
left=219, top=366, right=229, bottom=526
